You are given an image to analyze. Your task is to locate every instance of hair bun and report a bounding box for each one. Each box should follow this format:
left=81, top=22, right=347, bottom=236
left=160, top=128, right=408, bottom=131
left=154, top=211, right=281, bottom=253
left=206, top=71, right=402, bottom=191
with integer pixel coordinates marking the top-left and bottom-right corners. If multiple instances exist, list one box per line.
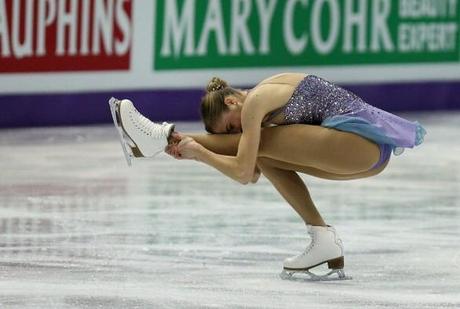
left=206, top=77, right=228, bottom=93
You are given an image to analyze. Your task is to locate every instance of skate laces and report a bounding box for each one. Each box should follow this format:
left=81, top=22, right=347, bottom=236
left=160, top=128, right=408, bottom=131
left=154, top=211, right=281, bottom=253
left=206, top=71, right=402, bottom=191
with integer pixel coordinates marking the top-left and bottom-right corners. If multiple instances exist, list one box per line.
left=130, top=107, right=167, bottom=139
left=301, top=229, right=315, bottom=256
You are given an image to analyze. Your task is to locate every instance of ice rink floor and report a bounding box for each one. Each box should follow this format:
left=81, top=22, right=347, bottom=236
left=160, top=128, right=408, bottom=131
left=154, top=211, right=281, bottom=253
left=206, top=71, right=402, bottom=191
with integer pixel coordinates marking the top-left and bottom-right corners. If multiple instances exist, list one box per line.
left=0, top=111, right=459, bottom=309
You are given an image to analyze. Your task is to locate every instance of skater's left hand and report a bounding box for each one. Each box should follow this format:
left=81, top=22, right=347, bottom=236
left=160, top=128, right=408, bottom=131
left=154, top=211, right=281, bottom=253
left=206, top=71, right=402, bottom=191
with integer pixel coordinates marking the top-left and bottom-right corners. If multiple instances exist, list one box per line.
left=165, top=144, right=182, bottom=159
left=165, top=132, right=184, bottom=159
left=177, top=137, right=202, bottom=160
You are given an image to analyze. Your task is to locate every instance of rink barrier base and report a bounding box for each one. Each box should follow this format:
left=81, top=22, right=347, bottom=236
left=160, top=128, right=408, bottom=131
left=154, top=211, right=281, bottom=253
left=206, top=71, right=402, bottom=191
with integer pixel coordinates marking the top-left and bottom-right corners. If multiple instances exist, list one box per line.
left=1, top=80, right=459, bottom=127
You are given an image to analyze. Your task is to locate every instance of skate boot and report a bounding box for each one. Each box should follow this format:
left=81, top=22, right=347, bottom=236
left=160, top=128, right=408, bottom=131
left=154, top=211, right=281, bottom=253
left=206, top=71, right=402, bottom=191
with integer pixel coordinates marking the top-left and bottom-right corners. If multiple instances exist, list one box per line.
left=280, top=224, right=351, bottom=281
left=108, top=97, right=175, bottom=166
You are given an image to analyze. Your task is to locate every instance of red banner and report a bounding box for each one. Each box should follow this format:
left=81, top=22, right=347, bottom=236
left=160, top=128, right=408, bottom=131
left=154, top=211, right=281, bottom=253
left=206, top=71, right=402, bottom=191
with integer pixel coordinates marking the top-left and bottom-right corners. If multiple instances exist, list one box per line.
left=0, top=0, right=132, bottom=73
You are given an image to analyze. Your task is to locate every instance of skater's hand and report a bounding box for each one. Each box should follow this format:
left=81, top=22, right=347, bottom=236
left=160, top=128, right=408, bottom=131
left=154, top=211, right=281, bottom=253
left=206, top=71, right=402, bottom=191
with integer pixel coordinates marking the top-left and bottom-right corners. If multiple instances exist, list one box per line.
left=165, top=132, right=185, bottom=159
left=177, top=137, right=202, bottom=160
left=168, top=131, right=183, bottom=145
left=165, top=143, right=182, bottom=159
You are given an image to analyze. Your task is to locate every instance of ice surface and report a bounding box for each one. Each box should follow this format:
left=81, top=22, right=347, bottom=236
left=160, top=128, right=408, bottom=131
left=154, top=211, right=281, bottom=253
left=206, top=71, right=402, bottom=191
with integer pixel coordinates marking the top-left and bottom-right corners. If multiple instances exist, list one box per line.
left=0, top=112, right=459, bottom=308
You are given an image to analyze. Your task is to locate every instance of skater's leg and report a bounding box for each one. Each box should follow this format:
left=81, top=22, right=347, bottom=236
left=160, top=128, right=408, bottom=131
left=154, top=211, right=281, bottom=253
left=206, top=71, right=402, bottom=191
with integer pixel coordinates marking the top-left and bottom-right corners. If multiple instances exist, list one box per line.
left=257, top=156, right=389, bottom=181
left=254, top=156, right=388, bottom=225
left=182, top=124, right=385, bottom=176
left=257, top=157, right=326, bottom=226
left=179, top=126, right=387, bottom=227
left=184, top=133, right=240, bottom=156
left=258, top=124, right=382, bottom=175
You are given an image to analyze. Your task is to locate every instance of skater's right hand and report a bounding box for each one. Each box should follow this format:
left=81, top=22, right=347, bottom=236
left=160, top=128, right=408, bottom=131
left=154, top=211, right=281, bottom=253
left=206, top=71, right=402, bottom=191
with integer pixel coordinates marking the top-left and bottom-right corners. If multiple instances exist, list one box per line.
left=165, top=132, right=184, bottom=159
left=165, top=143, right=182, bottom=159
left=168, top=131, right=183, bottom=145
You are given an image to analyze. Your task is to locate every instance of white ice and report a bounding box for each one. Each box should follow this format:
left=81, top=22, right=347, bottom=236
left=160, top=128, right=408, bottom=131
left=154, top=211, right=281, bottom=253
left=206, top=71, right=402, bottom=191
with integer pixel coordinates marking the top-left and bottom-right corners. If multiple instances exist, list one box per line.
left=0, top=112, right=459, bottom=308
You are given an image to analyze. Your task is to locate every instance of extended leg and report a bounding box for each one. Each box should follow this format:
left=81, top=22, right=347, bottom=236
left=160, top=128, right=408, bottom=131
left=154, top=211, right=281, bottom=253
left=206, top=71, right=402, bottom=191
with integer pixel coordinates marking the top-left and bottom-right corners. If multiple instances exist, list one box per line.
left=185, top=133, right=240, bottom=156
left=258, top=124, right=381, bottom=175
left=184, top=124, right=383, bottom=176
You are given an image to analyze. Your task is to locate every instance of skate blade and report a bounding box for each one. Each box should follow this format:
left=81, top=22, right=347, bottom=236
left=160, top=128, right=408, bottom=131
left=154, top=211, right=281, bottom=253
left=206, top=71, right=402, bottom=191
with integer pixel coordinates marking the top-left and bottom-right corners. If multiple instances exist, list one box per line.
left=280, top=268, right=352, bottom=282
left=109, top=97, right=134, bottom=167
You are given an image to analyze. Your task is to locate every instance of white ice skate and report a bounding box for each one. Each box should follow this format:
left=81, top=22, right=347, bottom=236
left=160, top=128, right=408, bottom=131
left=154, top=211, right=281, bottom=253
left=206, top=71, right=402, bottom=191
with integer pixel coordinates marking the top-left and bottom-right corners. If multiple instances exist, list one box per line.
left=280, top=225, right=351, bottom=281
left=108, top=97, right=175, bottom=166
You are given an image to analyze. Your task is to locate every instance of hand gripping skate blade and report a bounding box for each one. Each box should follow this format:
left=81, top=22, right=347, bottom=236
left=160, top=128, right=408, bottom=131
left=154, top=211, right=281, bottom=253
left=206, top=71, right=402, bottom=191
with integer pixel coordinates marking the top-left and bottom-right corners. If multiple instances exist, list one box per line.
left=108, top=97, right=133, bottom=166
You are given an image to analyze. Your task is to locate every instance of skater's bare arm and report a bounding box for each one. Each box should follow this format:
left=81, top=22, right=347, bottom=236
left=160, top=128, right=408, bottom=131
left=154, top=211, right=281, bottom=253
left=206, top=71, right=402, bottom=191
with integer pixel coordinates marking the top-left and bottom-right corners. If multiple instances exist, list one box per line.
left=186, top=89, right=275, bottom=184
left=173, top=85, right=293, bottom=183
left=183, top=132, right=241, bottom=156
left=168, top=97, right=263, bottom=183
left=166, top=134, right=261, bottom=183
left=194, top=122, right=261, bottom=183
left=166, top=131, right=261, bottom=182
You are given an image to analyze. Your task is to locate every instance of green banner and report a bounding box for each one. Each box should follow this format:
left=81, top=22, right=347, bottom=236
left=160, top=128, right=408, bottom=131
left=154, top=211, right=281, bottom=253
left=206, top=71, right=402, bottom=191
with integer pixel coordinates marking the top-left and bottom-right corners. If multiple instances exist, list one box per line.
left=154, top=0, right=460, bottom=70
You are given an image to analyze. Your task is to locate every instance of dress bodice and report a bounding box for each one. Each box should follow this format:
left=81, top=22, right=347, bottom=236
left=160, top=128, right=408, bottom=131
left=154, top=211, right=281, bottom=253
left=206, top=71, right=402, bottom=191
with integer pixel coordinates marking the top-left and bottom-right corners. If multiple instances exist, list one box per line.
left=264, top=75, right=368, bottom=125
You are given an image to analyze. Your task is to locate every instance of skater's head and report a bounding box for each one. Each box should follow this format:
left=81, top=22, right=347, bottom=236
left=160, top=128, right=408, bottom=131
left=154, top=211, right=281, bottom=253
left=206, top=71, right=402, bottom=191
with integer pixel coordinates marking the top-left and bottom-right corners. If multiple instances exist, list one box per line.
left=201, top=77, right=245, bottom=134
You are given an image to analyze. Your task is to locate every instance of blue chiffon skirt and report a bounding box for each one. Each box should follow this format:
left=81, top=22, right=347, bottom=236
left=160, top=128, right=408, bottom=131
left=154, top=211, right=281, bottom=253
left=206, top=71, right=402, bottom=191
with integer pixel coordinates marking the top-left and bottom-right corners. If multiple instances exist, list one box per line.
left=321, top=107, right=427, bottom=156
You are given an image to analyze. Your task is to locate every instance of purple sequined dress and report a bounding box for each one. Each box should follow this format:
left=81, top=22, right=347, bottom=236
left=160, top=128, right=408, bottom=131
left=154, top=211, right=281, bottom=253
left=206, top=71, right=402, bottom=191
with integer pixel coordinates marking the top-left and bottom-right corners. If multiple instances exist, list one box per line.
left=266, top=75, right=426, bottom=162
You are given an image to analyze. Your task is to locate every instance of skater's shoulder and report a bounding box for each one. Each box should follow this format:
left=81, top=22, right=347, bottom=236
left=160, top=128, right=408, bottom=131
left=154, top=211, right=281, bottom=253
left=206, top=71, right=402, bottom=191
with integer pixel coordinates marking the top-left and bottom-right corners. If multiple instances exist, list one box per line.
left=246, top=84, right=288, bottom=104
left=242, top=84, right=294, bottom=120
left=250, top=76, right=299, bottom=99
left=256, top=72, right=307, bottom=87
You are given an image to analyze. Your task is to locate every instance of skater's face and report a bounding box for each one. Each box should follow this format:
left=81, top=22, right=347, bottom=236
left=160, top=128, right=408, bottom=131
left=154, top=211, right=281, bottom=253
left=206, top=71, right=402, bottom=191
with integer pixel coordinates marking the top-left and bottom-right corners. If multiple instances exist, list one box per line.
left=213, top=96, right=242, bottom=134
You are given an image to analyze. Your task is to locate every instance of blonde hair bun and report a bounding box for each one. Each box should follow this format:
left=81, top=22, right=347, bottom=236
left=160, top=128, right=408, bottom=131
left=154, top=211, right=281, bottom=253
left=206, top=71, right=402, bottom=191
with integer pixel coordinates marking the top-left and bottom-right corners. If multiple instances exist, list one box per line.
left=206, top=77, right=228, bottom=93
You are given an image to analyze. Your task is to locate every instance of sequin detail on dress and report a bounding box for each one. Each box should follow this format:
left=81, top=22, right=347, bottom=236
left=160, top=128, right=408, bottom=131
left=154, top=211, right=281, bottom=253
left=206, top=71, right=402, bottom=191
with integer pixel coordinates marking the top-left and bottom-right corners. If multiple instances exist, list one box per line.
left=271, top=75, right=426, bottom=156
left=282, top=75, right=366, bottom=125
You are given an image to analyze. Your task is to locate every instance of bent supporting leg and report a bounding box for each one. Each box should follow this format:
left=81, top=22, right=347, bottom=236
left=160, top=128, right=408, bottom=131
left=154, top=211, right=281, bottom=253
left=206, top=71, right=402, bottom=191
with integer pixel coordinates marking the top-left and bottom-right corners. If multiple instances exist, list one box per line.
left=178, top=125, right=388, bottom=225
left=257, top=157, right=325, bottom=226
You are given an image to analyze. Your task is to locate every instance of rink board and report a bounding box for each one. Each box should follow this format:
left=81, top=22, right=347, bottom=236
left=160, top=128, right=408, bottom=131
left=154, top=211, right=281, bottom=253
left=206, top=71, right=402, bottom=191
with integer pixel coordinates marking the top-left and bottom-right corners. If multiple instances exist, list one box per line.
left=0, top=0, right=459, bottom=127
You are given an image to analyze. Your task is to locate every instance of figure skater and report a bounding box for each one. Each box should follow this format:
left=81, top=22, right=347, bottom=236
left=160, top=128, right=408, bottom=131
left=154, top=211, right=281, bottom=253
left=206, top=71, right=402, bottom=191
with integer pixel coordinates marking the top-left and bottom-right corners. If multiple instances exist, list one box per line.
left=108, top=73, right=426, bottom=280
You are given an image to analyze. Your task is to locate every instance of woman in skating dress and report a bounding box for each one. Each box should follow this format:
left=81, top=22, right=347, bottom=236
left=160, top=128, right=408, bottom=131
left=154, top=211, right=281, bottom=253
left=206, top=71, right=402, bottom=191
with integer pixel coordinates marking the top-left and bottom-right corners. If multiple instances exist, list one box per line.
left=109, top=73, right=426, bottom=280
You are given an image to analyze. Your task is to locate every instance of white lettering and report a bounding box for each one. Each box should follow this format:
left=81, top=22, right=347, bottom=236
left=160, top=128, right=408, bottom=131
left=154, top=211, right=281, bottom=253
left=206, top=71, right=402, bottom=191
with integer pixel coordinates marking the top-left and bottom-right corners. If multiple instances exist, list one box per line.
left=160, top=0, right=195, bottom=57
left=0, top=0, right=11, bottom=57
left=311, top=0, right=339, bottom=54
left=399, top=22, right=458, bottom=52
left=230, top=0, right=255, bottom=55
left=115, top=0, right=131, bottom=55
left=283, top=0, right=308, bottom=55
left=400, top=0, right=458, bottom=19
left=371, top=0, right=394, bottom=52
left=1, top=0, right=132, bottom=60
left=256, top=0, right=277, bottom=54
left=56, top=0, right=78, bottom=56
left=92, top=0, right=114, bottom=55
left=12, top=0, right=34, bottom=58
left=37, top=0, right=56, bottom=56
left=343, top=0, right=367, bottom=53
left=80, top=0, right=90, bottom=55
left=197, top=0, right=227, bottom=56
